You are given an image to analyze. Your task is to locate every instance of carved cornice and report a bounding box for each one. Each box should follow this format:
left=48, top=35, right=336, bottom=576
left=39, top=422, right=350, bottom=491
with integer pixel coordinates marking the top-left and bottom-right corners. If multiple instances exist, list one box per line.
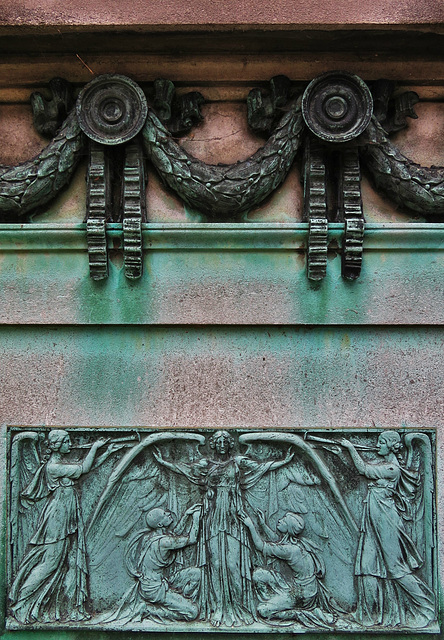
left=0, top=71, right=442, bottom=280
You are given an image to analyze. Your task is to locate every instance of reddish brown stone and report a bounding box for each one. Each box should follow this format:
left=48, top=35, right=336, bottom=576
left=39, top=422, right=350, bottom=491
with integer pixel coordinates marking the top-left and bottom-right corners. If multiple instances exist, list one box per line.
left=0, top=0, right=443, bottom=30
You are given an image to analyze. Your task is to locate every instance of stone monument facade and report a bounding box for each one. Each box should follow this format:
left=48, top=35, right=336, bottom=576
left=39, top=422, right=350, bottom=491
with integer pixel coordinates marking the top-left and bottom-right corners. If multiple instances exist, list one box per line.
left=0, top=2, right=443, bottom=637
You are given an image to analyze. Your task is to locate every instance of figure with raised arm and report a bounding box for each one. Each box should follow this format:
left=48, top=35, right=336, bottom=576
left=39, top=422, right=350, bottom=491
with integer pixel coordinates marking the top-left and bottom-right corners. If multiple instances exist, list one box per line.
left=9, top=430, right=110, bottom=624
left=153, top=430, right=294, bottom=626
left=239, top=510, right=346, bottom=628
left=341, top=431, right=435, bottom=628
left=107, top=505, right=202, bottom=623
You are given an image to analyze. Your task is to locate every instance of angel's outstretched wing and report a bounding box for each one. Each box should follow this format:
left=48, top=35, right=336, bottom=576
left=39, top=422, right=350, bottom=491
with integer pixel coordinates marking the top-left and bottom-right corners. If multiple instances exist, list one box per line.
left=88, top=432, right=205, bottom=531
left=9, top=431, right=44, bottom=579
left=403, top=432, right=435, bottom=589
left=238, top=432, right=359, bottom=605
left=239, top=432, right=357, bottom=533
left=86, top=432, right=205, bottom=576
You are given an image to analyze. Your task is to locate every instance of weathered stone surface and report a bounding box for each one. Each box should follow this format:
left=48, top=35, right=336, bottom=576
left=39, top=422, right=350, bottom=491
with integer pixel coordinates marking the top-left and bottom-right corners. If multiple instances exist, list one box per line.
left=0, top=0, right=443, bottom=30
left=1, top=326, right=443, bottom=428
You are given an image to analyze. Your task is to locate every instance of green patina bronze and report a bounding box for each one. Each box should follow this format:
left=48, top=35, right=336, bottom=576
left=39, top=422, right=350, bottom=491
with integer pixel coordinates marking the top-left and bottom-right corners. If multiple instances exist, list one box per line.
left=0, top=69, right=442, bottom=640
left=0, top=73, right=442, bottom=281
left=2, top=426, right=438, bottom=633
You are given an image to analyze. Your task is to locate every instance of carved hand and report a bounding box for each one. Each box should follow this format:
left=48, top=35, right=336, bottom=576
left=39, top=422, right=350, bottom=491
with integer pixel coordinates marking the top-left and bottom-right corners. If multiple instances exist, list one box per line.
left=105, top=442, right=125, bottom=454
left=94, top=438, right=110, bottom=449
left=340, top=438, right=353, bottom=450
left=256, top=509, right=266, bottom=526
left=185, top=504, right=202, bottom=517
left=238, top=509, right=253, bottom=528
left=271, top=447, right=295, bottom=469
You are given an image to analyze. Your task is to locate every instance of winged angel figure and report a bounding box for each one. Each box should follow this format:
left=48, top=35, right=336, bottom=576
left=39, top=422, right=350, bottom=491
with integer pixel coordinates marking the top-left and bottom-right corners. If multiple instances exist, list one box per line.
left=340, top=431, right=435, bottom=629
left=7, top=428, right=436, bottom=631
left=84, top=429, right=358, bottom=628
left=8, top=430, right=112, bottom=623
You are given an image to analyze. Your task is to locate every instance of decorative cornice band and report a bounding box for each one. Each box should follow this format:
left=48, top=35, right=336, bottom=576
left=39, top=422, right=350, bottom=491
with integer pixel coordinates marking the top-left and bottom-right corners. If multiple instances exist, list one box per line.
left=0, top=72, right=442, bottom=281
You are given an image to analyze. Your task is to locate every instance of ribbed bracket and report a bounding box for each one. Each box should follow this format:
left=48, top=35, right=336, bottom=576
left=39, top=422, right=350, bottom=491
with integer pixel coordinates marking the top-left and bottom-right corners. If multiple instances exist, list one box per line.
left=86, top=216, right=108, bottom=280
left=123, top=217, right=143, bottom=279
left=304, top=137, right=328, bottom=281
left=307, top=217, right=329, bottom=281
left=339, top=149, right=365, bottom=280
left=122, top=140, right=146, bottom=279
left=86, top=142, right=110, bottom=280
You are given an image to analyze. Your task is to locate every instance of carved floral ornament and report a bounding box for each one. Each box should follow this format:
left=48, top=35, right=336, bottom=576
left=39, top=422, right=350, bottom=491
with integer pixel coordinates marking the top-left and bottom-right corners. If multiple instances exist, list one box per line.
left=0, top=71, right=442, bottom=280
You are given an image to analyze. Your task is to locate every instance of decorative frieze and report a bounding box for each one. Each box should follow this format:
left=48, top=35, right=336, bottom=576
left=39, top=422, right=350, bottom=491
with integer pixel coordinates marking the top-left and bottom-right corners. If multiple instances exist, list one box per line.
left=0, top=72, right=442, bottom=280
left=6, top=426, right=438, bottom=632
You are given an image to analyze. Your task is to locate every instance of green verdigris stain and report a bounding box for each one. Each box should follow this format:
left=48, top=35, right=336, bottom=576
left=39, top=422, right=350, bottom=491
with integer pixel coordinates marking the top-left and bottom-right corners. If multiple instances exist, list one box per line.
left=1, top=223, right=443, bottom=326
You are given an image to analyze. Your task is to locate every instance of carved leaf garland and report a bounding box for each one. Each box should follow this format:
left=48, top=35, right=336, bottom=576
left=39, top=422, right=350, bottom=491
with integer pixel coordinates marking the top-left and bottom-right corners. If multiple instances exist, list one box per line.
left=0, top=110, right=85, bottom=218
left=363, top=117, right=444, bottom=217
left=141, top=100, right=305, bottom=218
left=0, top=74, right=442, bottom=226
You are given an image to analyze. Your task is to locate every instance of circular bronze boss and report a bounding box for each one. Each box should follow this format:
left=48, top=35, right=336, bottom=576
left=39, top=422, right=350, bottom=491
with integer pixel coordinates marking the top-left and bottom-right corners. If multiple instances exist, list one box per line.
left=302, top=71, right=373, bottom=143
left=76, top=75, right=148, bottom=145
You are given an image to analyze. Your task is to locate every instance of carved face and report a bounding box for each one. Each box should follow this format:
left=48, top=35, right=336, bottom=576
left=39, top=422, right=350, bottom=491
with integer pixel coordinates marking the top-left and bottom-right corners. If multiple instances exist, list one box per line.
left=377, top=435, right=390, bottom=457
left=158, top=509, right=174, bottom=528
left=59, top=435, right=72, bottom=454
left=145, top=507, right=174, bottom=529
left=277, top=513, right=304, bottom=536
left=276, top=517, right=288, bottom=534
left=213, top=432, right=231, bottom=455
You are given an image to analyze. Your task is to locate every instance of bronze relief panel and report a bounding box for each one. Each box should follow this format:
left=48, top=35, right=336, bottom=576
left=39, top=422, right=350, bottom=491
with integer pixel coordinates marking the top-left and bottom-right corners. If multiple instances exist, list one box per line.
left=5, top=426, right=438, bottom=632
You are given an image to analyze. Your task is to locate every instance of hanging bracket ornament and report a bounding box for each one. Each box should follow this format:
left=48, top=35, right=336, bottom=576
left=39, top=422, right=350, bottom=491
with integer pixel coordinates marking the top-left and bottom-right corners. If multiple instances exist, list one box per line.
left=301, top=71, right=373, bottom=279
left=77, top=75, right=148, bottom=279
left=0, top=72, right=443, bottom=281
left=303, top=137, right=328, bottom=281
